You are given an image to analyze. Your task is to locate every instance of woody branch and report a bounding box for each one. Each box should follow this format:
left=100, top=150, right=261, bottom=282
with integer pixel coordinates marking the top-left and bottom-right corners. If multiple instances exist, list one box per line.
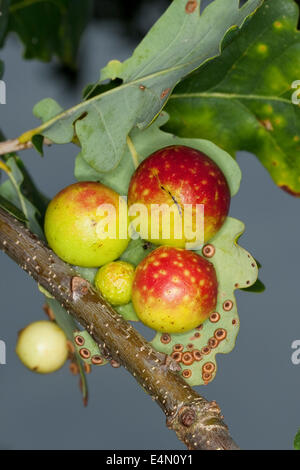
left=0, top=206, right=239, bottom=451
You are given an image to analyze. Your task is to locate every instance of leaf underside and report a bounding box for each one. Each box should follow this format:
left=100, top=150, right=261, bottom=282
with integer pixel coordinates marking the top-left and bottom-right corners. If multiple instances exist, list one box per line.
left=164, top=0, right=300, bottom=196
left=72, top=330, right=108, bottom=367
left=151, top=217, right=258, bottom=386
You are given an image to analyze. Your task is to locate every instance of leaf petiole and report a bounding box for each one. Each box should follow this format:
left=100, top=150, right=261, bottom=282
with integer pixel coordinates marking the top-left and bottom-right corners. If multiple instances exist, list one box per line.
left=126, top=135, right=139, bottom=169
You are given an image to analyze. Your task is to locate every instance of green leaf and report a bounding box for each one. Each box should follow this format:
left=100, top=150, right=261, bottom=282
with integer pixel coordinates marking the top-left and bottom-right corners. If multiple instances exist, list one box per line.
left=294, top=429, right=300, bottom=450
left=164, top=0, right=300, bottom=196
left=31, top=134, right=44, bottom=156
left=8, top=0, right=93, bottom=68
left=82, top=79, right=123, bottom=100
left=73, top=330, right=108, bottom=367
left=38, top=283, right=54, bottom=299
left=151, top=217, right=258, bottom=386
left=0, top=130, right=49, bottom=224
left=75, top=112, right=242, bottom=197
left=0, top=0, right=9, bottom=46
left=240, top=258, right=265, bottom=292
left=120, top=238, right=155, bottom=267
left=0, top=155, right=44, bottom=238
left=0, top=193, right=27, bottom=222
left=114, top=303, right=139, bottom=322
left=33, top=98, right=63, bottom=123
left=240, top=277, right=265, bottom=293
left=32, top=0, right=261, bottom=172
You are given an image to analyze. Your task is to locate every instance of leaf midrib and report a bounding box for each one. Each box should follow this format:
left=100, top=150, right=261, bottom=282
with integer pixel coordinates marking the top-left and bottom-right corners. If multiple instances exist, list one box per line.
left=24, top=60, right=223, bottom=138
left=170, top=91, right=293, bottom=105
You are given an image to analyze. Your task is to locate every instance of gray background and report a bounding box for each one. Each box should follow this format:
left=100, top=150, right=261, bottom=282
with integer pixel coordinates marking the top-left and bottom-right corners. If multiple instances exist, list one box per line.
left=0, top=2, right=300, bottom=450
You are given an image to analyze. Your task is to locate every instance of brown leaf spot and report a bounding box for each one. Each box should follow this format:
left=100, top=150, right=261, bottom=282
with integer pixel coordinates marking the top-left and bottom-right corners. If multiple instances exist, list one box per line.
left=260, top=119, right=274, bottom=131
left=160, top=88, right=171, bottom=99
left=185, top=0, right=198, bottom=13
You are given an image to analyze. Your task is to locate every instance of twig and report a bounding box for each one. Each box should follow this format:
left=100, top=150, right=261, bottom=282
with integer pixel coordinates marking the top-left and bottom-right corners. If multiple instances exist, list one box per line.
left=0, top=137, right=52, bottom=155
left=0, top=207, right=239, bottom=451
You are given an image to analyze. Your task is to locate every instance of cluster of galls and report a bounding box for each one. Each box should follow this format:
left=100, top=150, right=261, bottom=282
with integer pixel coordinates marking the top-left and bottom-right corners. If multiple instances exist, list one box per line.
left=16, top=146, right=231, bottom=374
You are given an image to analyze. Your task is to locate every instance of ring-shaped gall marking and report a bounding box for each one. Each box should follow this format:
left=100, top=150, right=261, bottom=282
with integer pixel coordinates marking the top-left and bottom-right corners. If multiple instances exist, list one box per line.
left=79, top=348, right=91, bottom=359
left=214, top=328, right=227, bottom=341
left=74, top=335, right=85, bottom=346
left=171, top=351, right=183, bottom=362
left=182, top=369, right=192, bottom=378
left=223, top=300, right=233, bottom=311
left=160, top=333, right=171, bottom=344
left=209, top=312, right=220, bottom=323
left=182, top=352, right=194, bottom=365
left=91, top=355, right=103, bottom=365
left=202, top=244, right=215, bottom=258
left=192, top=350, right=202, bottom=361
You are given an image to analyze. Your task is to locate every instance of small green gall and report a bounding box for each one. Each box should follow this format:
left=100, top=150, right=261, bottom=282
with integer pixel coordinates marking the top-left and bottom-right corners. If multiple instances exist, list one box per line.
left=95, top=261, right=135, bottom=306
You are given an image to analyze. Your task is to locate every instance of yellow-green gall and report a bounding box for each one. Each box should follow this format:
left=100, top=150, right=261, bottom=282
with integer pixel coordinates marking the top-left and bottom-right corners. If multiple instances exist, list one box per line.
left=44, top=182, right=129, bottom=268
left=16, top=321, right=68, bottom=374
left=95, top=261, right=135, bottom=306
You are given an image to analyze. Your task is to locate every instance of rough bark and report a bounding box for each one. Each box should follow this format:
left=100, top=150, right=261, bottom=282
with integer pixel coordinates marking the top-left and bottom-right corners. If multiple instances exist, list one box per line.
left=0, top=206, right=239, bottom=450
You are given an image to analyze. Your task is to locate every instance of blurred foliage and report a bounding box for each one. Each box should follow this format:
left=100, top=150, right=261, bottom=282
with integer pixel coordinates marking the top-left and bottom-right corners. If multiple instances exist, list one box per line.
left=294, top=428, right=300, bottom=449
left=92, top=0, right=170, bottom=40
left=164, top=0, right=300, bottom=196
left=5, top=0, right=93, bottom=69
left=0, top=0, right=170, bottom=71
